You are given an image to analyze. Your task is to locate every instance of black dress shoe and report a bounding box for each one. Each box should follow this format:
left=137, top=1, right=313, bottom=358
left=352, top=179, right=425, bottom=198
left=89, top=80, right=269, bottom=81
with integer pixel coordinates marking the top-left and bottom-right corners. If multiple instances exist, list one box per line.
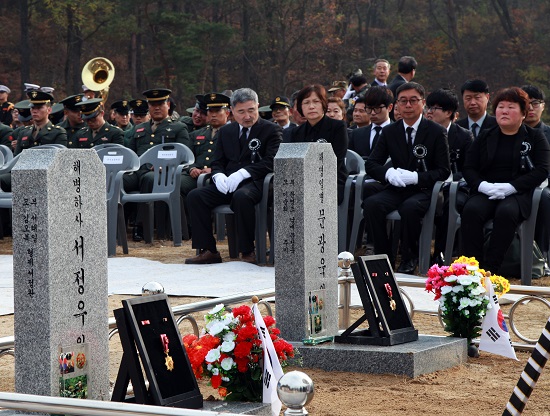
left=397, top=258, right=418, bottom=274
left=185, top=250, right=222, bottom=264
left=132, top=226, right=143, bottom=242
left=431, top=253, right=445, bottom=267
left=241, top=251, right=257, bottom=264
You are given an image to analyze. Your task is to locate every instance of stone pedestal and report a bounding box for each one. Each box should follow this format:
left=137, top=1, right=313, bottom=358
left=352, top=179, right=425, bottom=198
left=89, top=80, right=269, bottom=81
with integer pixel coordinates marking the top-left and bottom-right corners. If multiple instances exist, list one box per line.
left=293, top=335, right=467, bottom=378
left=12, top=148, right=109, bottom=400
left=274, top=143, right=338, bottom=342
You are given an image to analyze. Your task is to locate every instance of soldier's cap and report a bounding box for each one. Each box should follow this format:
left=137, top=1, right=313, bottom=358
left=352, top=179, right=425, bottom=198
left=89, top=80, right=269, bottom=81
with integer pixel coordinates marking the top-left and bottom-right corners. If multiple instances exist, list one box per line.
left=59, top=94, right=85, bottom=111
left=328, top=81, right=348, bottom=92
left=203, top=93, right=231, bottom=110
left=24, top=83, right=40, bottom=92
left=269, top=96, right=291, bottom=109
left=258, top=105, right=272, bottom=120
left=0, top=85, right=11, bottom=94
left=194, top=94, right=208, bottom=113
left=75, top=98, right=104, bottom=119
left=129, top=99, right=149, bottom=116
left=142, top=88, right=172, bottom=102
left=41, top=86, right=55, bottom=94
left=110, top=100, right=131, bottom=115
left=50, top=102, right=64, bottom=116
left=27, top=90, right=54, bottom=106
left=14, top=100, right=32, bottom=122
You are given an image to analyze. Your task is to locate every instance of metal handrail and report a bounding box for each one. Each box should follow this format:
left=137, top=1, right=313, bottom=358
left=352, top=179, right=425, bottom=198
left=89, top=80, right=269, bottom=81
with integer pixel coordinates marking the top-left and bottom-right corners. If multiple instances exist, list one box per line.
left=0, top=392, right=245, bottom=416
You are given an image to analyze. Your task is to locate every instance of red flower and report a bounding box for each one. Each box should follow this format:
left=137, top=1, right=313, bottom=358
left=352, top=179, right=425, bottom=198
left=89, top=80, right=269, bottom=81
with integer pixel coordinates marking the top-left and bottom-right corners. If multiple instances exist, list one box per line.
left=236, top=325, right=258, bottom=341
left=218, top=387, right=228, bottom=397
left=234, top=341, right=253, bottom=358
left=263, top=315, right=276, bottom=327
left=235, top=357, right=249, bottom=373
left=232, top=305, right=251, bottom=318
left=211, top=374, right=222, bottom=389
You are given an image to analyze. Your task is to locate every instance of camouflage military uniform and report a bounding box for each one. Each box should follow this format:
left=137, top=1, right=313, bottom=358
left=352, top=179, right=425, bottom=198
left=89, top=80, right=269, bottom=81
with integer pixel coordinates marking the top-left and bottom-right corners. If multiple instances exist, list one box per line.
left=72, top=122, right=124, bottom=148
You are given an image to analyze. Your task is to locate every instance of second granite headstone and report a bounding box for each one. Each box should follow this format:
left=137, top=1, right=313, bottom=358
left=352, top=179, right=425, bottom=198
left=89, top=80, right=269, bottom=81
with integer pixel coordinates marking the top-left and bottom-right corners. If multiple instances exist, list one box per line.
left=12, top=148, right=109, bottom=401
left=274, top=142, right=338, bottom=342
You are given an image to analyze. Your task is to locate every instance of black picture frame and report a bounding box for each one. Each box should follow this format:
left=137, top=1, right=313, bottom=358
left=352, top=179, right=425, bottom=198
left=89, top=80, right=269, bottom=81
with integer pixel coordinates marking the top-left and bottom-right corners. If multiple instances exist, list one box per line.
left=112, top=294, right=203, bottom=408
left=335, top=254, right=418, bottom=346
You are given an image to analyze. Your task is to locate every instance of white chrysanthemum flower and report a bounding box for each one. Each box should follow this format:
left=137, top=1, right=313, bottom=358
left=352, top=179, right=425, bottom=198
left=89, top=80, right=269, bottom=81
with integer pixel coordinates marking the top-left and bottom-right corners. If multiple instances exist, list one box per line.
left=221, top=340, right=235, bottom=353
left=470, top=285, right=486, bottom=296
left=463, top=309, right=470, bottom=316
left=458, top=297, right=471, bottom=310
left=223, top=332, right=236, bottom=342
left=466, top=265, right=478, bottom=272
left=211, top=367, right=219, bottom=375
left=444, top=275, right=457, bottom=283
left=221, top=357, right=235, bottom=371
left=205, top=347, right=221, bottom=363
left=207, top=364, right=213, bottom=371
left=441, top=286, right=453, bottom=295
left=457, top=275, right=475, bottom=286
left=452, top=285, right=464, bottom=293
left=222, top=376, right=230, bottom=382
left=209, top=321, right=228, bottom=336
left=210, top=304, right=224, bottom=314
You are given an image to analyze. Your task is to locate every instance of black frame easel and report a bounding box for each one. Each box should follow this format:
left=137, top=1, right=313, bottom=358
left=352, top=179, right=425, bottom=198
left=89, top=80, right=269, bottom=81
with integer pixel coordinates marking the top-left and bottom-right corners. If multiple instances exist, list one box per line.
left=335, top=254, right=418, bottom=346
left=111, top=294, right=203, bottom=409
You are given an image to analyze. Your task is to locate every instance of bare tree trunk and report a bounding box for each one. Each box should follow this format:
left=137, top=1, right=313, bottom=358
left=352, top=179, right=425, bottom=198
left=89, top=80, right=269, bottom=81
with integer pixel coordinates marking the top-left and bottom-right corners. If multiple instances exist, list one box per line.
left=444, top=0, right=465, bottom=81
left=19, top=0, right=30, bottom=101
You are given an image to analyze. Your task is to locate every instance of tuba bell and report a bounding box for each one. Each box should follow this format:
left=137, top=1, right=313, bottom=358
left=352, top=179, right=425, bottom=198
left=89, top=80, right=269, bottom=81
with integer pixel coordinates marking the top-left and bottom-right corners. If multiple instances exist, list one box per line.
left=81, top=57, right=115, bottom=103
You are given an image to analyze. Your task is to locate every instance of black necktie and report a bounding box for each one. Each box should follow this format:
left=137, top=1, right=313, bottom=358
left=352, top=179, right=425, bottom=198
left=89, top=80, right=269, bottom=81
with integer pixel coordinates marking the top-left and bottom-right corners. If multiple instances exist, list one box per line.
left=406, top=126, right=414, bottom=153
left=239, top=127, right=248, bottom=148
left=471, top=122, right=479, bottom=139
left=372, top=125, right=382, bottom=151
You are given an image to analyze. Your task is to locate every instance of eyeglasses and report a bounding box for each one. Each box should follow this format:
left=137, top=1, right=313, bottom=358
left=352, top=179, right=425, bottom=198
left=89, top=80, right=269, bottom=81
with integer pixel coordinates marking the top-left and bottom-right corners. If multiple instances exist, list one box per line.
left=365, top=105, right=387, bottom=114
left=530, top=100, right=545, bottom=109
left=426, top=106, right=444, bottom=112
left=396, top=97, right=423, bottom=106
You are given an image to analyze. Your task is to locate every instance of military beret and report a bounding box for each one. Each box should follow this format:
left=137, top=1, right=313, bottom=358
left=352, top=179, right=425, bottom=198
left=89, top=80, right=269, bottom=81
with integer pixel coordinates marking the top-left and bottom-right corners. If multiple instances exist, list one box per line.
left=269, top=96, right=291, bottom=109
left=75, top=98, right=103, bottom=120
left=27, top=90, right=54, bottom=106
left=142, top=88, right=172, bottom=102
left=0, top=85, right=11, bottom=94
left=328, top=81, right=348, bottom=92
left=129, top=99, right=149, bottom=116
left=203, top=92, right=231, bottom=109
left=14, top=100, right=32, bottom=121
left=110, top=100, right=131, bottom=115
left=59, top=94, right=85, bottom=111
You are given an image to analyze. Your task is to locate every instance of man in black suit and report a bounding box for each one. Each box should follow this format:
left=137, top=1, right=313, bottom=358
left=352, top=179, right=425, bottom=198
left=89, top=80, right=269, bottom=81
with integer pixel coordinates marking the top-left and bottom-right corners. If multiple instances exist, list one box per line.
left=389, top=56, right=417, bottom=122
left=363, top=82, right=451, bottom=273
left=456, top=79, right=498, bottom=138
left=371, top=59, right=390, bottom=87
left=425, top=88, right=474, bottom=264
left=522, top=85, right=550, bottom=264
left=185, top=88, right=283, bottom=264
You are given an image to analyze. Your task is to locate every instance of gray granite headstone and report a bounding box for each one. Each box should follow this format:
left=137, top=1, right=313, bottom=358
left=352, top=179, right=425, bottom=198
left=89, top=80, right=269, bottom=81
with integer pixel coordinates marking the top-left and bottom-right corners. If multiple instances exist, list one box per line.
left=274, top=143, right=338, bottom=342
left=12, top=148, right=109, bottom=400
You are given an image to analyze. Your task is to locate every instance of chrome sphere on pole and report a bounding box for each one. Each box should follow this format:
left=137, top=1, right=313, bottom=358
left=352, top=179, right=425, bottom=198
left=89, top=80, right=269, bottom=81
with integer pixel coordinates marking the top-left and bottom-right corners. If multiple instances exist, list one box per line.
left=338, top=251, right=355, bottom=277
left=277, top=371, right=314, bottom=415
left=141, top=281, right=165, bottom=296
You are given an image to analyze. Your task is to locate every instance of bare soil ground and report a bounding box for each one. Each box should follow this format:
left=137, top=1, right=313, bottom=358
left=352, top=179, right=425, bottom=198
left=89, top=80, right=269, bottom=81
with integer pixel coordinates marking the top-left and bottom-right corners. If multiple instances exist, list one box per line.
left=2, top=236, right=550, bottom=415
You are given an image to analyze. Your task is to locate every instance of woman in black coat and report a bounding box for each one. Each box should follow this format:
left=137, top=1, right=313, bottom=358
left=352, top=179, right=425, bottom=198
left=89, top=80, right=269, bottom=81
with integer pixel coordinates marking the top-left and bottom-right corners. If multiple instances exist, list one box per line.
left=286, top=84, right=348, bottom=204
left=461, top=87, right=550, bottom=273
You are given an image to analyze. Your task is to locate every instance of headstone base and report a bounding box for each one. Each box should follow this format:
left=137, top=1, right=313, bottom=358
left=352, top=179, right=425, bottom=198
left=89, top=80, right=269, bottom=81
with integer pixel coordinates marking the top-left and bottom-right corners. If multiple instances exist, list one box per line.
left=292, top=334, right=467, bottom=378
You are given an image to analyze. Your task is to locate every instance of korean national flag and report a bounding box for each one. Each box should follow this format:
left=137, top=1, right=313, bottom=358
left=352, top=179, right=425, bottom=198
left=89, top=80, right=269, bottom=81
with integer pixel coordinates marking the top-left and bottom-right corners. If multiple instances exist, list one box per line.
left=479, top=275, right=518, bottom=360
left=253, top=303, right=284, bottom=416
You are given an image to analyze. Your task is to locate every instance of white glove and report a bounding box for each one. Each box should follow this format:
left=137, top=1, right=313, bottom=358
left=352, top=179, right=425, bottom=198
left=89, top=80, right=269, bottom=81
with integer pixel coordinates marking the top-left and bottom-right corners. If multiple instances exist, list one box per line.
left=478, top=181, right=495, bottom=197
left=491, top=183, right=517, bottom=199
left=213, top=173, right=229, bottom=194
left=226, top=169, right=251, bottom=193
left=396, top=168, right=418, bottom=185
left=385, top=168, right=406, bottom=187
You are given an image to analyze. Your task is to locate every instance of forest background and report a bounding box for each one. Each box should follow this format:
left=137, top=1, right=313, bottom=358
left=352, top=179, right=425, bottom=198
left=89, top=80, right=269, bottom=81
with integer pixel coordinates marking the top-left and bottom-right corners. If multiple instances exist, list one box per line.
left=1, top=0, right=549, bottom=120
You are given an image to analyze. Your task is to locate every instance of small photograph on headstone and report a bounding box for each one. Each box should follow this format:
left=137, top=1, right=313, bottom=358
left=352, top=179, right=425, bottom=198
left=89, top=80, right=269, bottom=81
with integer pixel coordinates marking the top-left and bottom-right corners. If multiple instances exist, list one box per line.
left=303, top=289, right=333, bottom=345
left=58, top=342, right=89, bottom=399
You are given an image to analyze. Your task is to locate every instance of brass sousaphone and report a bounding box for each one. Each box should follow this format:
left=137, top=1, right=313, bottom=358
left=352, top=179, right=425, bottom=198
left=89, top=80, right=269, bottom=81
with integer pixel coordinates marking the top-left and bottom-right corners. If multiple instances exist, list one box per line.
left=81, top=57, right=115, bottom=102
